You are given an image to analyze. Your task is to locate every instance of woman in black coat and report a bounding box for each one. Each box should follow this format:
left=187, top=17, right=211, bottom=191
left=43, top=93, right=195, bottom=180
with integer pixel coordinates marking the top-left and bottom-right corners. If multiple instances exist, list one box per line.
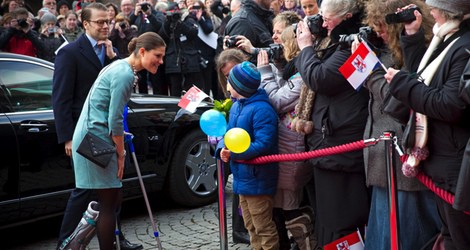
left=294, top=0, right=370, bottom=245
left=385, top=1, right=470, bottom=248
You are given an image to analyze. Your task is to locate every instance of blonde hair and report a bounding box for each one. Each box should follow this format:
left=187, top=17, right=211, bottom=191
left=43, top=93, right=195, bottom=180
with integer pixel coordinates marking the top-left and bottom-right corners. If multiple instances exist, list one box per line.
left=281, top=25, right=300, bottom=61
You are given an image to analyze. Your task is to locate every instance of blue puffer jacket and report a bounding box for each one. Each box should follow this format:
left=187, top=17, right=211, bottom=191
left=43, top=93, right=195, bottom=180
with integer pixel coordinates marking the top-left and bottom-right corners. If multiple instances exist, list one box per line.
left=217, top=89, right=279, bottom=195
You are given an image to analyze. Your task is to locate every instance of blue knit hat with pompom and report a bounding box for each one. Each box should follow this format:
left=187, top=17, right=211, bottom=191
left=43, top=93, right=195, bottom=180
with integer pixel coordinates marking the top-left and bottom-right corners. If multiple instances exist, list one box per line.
left=227, top=61, right=261, bottom=97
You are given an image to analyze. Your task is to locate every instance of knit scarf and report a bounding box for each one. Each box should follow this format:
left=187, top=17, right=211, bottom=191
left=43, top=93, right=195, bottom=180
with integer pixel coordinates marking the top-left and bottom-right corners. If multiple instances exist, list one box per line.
left=290, top=37, right=331, bottom=135
left=402, top=20, right=462, bottom=177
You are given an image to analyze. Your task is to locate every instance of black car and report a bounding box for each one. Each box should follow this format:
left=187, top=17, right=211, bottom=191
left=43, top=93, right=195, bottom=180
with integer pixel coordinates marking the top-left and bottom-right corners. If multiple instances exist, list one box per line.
left=0, top=53, right=221, bottom=229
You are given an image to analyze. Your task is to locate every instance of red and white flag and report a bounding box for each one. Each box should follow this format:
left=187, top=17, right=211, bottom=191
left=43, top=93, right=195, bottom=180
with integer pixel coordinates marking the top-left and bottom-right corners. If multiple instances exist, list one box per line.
left=324, top=229, right=364, bottom=250
left=178, top=86, right=209, bottom=113
left=339, top=41, right=379, bottom=90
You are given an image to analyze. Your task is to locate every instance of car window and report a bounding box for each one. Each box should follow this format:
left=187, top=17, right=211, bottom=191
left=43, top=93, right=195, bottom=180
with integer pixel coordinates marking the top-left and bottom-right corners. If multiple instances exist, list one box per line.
left=0, top=61, right=53, bottom=112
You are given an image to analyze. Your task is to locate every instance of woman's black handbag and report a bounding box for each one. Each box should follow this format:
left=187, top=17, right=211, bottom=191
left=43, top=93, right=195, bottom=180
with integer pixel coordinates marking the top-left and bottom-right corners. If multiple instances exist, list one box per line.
left=76, top=132, right=116, bottom=168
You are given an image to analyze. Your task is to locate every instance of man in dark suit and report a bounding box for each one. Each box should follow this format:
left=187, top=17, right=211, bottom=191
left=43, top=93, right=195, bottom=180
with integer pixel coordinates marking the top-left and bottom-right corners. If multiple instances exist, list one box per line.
left=52, top=3, right=142, bottom=250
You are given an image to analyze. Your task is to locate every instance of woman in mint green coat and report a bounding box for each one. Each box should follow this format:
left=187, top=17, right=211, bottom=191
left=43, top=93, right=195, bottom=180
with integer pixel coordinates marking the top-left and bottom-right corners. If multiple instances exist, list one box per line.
left=71, top=32, right=166, bottom=249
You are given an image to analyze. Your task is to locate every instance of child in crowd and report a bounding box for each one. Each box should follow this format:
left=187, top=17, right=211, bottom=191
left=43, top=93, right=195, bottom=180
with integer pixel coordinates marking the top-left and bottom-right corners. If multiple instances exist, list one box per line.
left=280, top=0, right=305, bottom=18
left=217, top=61, right=279, bottom=250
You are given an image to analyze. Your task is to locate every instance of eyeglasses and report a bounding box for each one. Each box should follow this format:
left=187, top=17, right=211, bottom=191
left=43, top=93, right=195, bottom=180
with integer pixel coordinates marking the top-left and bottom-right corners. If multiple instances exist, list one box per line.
left=322, top=15, right=336, bottom=23
left=88, top=19, right=110, bottom=25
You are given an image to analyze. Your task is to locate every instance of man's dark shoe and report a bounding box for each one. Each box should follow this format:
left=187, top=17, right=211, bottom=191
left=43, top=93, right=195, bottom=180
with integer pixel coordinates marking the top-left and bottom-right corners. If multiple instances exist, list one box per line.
left=233, top=231, right=250, bottom=244
left=115, top=239, right=143, bottom=250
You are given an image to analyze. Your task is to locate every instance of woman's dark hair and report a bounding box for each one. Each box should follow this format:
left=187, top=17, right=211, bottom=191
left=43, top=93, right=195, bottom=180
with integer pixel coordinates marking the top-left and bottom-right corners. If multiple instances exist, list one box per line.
left=81, top=2, right=108, bottom=22
left=105, top=2, right=119, bottom=18
left=193, top=0, right=210, bottom=18
left=128, top=32, right=166, bottom=55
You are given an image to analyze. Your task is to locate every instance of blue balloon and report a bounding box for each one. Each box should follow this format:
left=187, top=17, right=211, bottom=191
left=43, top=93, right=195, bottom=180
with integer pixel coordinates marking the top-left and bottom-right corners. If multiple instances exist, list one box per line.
left=200, top=109, right=227, bottom=137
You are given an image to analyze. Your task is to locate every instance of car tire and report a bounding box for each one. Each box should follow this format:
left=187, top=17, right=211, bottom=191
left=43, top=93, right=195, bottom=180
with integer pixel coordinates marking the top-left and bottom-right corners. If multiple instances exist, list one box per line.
left=167, top=129, right=228, bottom=207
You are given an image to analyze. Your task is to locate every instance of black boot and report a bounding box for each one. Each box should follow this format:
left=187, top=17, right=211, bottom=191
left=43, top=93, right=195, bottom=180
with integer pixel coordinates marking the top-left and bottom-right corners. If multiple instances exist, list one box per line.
left=232, top=194, right=250, bottom=244
left=273, top=208, right=291, bottom=250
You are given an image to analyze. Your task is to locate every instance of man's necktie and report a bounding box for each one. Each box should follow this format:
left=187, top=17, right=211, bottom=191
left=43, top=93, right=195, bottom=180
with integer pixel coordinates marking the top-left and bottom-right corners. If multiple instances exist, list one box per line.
left=95, top=44, right=105, bottom=66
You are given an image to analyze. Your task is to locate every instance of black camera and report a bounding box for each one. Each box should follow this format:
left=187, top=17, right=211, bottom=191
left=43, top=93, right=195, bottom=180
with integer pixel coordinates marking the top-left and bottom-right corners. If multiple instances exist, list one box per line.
left=338, top=26, right=374, bottom=49
left=217, top=2, right=230, bottom=14
left=293, top=14, right=327, bottom=38
left=225, top=35, right=238, bottom=48
left=385, top=6, right=420, bottom=24
left=253, top=43, right=284, bottom=62
left=141, top=3, right=151, bottom=12
left=18, top=18, right=28, bottom=28
left=166, top=11, right=182, bottom=23
left=119, top=22, right=127, bottom=29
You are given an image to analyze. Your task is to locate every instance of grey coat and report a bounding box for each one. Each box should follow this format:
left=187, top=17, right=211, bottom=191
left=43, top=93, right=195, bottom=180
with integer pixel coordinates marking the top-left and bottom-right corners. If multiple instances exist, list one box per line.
left=363, top=49, right=425, bottom=191
left=259, top=64, right=313, bottom=191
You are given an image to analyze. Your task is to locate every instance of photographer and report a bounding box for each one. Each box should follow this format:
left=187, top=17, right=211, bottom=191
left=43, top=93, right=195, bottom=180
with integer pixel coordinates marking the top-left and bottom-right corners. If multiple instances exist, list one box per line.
left=0, top=7, right=43, bottom=57
left=159, top=5, right=204, bottom=97
left=257, top=12, right=324, bottom=249
left=129, top=0, right=164, bottom=35
left=37, top=12, right=65, bottom=62
left=129, top=0, right=166, bottom=94
left=356, top=1, right=442, bottom=249
left=109, top=13, right=138, bottom=58
left=294, top=0, right=370, bottom=246
left=191, top=1, right=218, bottom=97
left=384, top=1, right=470, bottom=248
left=223, top=0, right=274, bottom=50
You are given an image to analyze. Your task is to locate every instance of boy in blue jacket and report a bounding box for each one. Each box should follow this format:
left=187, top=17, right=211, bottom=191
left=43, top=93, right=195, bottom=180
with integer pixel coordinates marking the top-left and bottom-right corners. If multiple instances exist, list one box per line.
left=218, top=61, right=279, bottom=249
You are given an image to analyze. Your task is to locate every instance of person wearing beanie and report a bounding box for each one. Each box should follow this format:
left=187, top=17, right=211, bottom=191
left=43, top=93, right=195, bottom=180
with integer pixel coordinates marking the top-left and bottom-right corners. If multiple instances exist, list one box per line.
left=38, top=11, right=64, bottom=62
left=57, top=0, right=71, bottom=16
left=384, top=0, right=470, bottom=249
left=218, top=62, right=280, bottom=249
left=227, top=61, right=261, bottom=98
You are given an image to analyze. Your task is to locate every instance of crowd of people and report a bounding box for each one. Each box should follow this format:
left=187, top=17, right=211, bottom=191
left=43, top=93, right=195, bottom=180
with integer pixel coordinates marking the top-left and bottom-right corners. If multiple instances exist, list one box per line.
left=1, top=0, right=470, bottom=249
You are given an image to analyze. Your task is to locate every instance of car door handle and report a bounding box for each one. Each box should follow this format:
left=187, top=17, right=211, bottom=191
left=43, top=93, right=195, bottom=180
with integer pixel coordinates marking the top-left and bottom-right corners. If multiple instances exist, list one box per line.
left=20, top=123, right=49, bottom=132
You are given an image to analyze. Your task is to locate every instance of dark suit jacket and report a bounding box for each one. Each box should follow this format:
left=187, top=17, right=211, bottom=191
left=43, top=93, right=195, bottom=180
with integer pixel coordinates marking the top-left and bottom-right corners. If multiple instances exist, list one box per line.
left=52, top=34, right=118, bottom=144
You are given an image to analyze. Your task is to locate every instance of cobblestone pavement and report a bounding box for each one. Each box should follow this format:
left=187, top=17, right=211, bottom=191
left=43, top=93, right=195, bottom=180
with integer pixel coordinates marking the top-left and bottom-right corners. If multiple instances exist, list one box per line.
left=8, top=176, right=252, bottom=250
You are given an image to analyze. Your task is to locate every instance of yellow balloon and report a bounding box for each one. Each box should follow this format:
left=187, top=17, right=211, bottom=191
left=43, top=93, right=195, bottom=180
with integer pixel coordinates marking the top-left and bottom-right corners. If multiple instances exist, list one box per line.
left=224, top=128, right=251, bottom=153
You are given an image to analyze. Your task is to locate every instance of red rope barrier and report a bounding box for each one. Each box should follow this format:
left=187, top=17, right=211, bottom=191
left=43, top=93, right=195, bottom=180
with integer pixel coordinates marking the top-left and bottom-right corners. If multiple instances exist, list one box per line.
left=240, top=139, right=368, bottom=165
left=416, top=172, right=470, bottom=215
left=236, top=136, right=470, bottom=215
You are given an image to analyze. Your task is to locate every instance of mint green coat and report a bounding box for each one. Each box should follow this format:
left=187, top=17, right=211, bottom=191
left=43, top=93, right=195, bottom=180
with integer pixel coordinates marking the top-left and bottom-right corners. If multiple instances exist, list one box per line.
left=71, top=59, right=134, bottom=189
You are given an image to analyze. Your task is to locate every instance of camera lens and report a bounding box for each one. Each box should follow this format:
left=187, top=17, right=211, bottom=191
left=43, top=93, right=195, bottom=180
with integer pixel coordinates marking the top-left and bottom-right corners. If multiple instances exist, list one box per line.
left=18, top=18, right=28, bottom=28
left=141, top=3, right=149, bottom=11
left=119, top=22, right=126, bottom=29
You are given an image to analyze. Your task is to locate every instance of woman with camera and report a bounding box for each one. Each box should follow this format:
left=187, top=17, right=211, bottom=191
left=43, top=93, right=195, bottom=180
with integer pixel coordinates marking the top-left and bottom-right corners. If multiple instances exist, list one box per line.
left=294, top=0, right=370, bottom=246
left=384, top=0, right=470, bottom=248
left=38, top=12, right=65, bottom=62
left=257, top=18, right=324, bottom=249
left=190, top=0, right=218, bottom=97
left=355, top=0, right=442, bottom=249
left=109, top=13, right=138, bottom=58
left=159, top=2, right=205, bottom=97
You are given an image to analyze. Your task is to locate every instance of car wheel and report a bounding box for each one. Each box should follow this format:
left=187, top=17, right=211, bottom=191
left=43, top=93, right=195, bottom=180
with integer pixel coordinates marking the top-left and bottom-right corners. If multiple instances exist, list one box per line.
left=167, top=129, right=227, bottom=207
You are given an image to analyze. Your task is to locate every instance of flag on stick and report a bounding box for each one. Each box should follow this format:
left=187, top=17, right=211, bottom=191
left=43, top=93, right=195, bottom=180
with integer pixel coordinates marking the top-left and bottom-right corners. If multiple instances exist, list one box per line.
left=324, top=229, right=364, bottom=250
left=178, top=86, right=210, bottom=113
left=339, top=41, right=380, bottom=90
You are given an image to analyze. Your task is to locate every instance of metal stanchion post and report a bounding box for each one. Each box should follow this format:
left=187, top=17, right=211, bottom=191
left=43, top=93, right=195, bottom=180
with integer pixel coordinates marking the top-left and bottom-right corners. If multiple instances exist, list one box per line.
left=217, top=159, right=228, bottom=250
left=383, top=131, right=400, bottom=250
